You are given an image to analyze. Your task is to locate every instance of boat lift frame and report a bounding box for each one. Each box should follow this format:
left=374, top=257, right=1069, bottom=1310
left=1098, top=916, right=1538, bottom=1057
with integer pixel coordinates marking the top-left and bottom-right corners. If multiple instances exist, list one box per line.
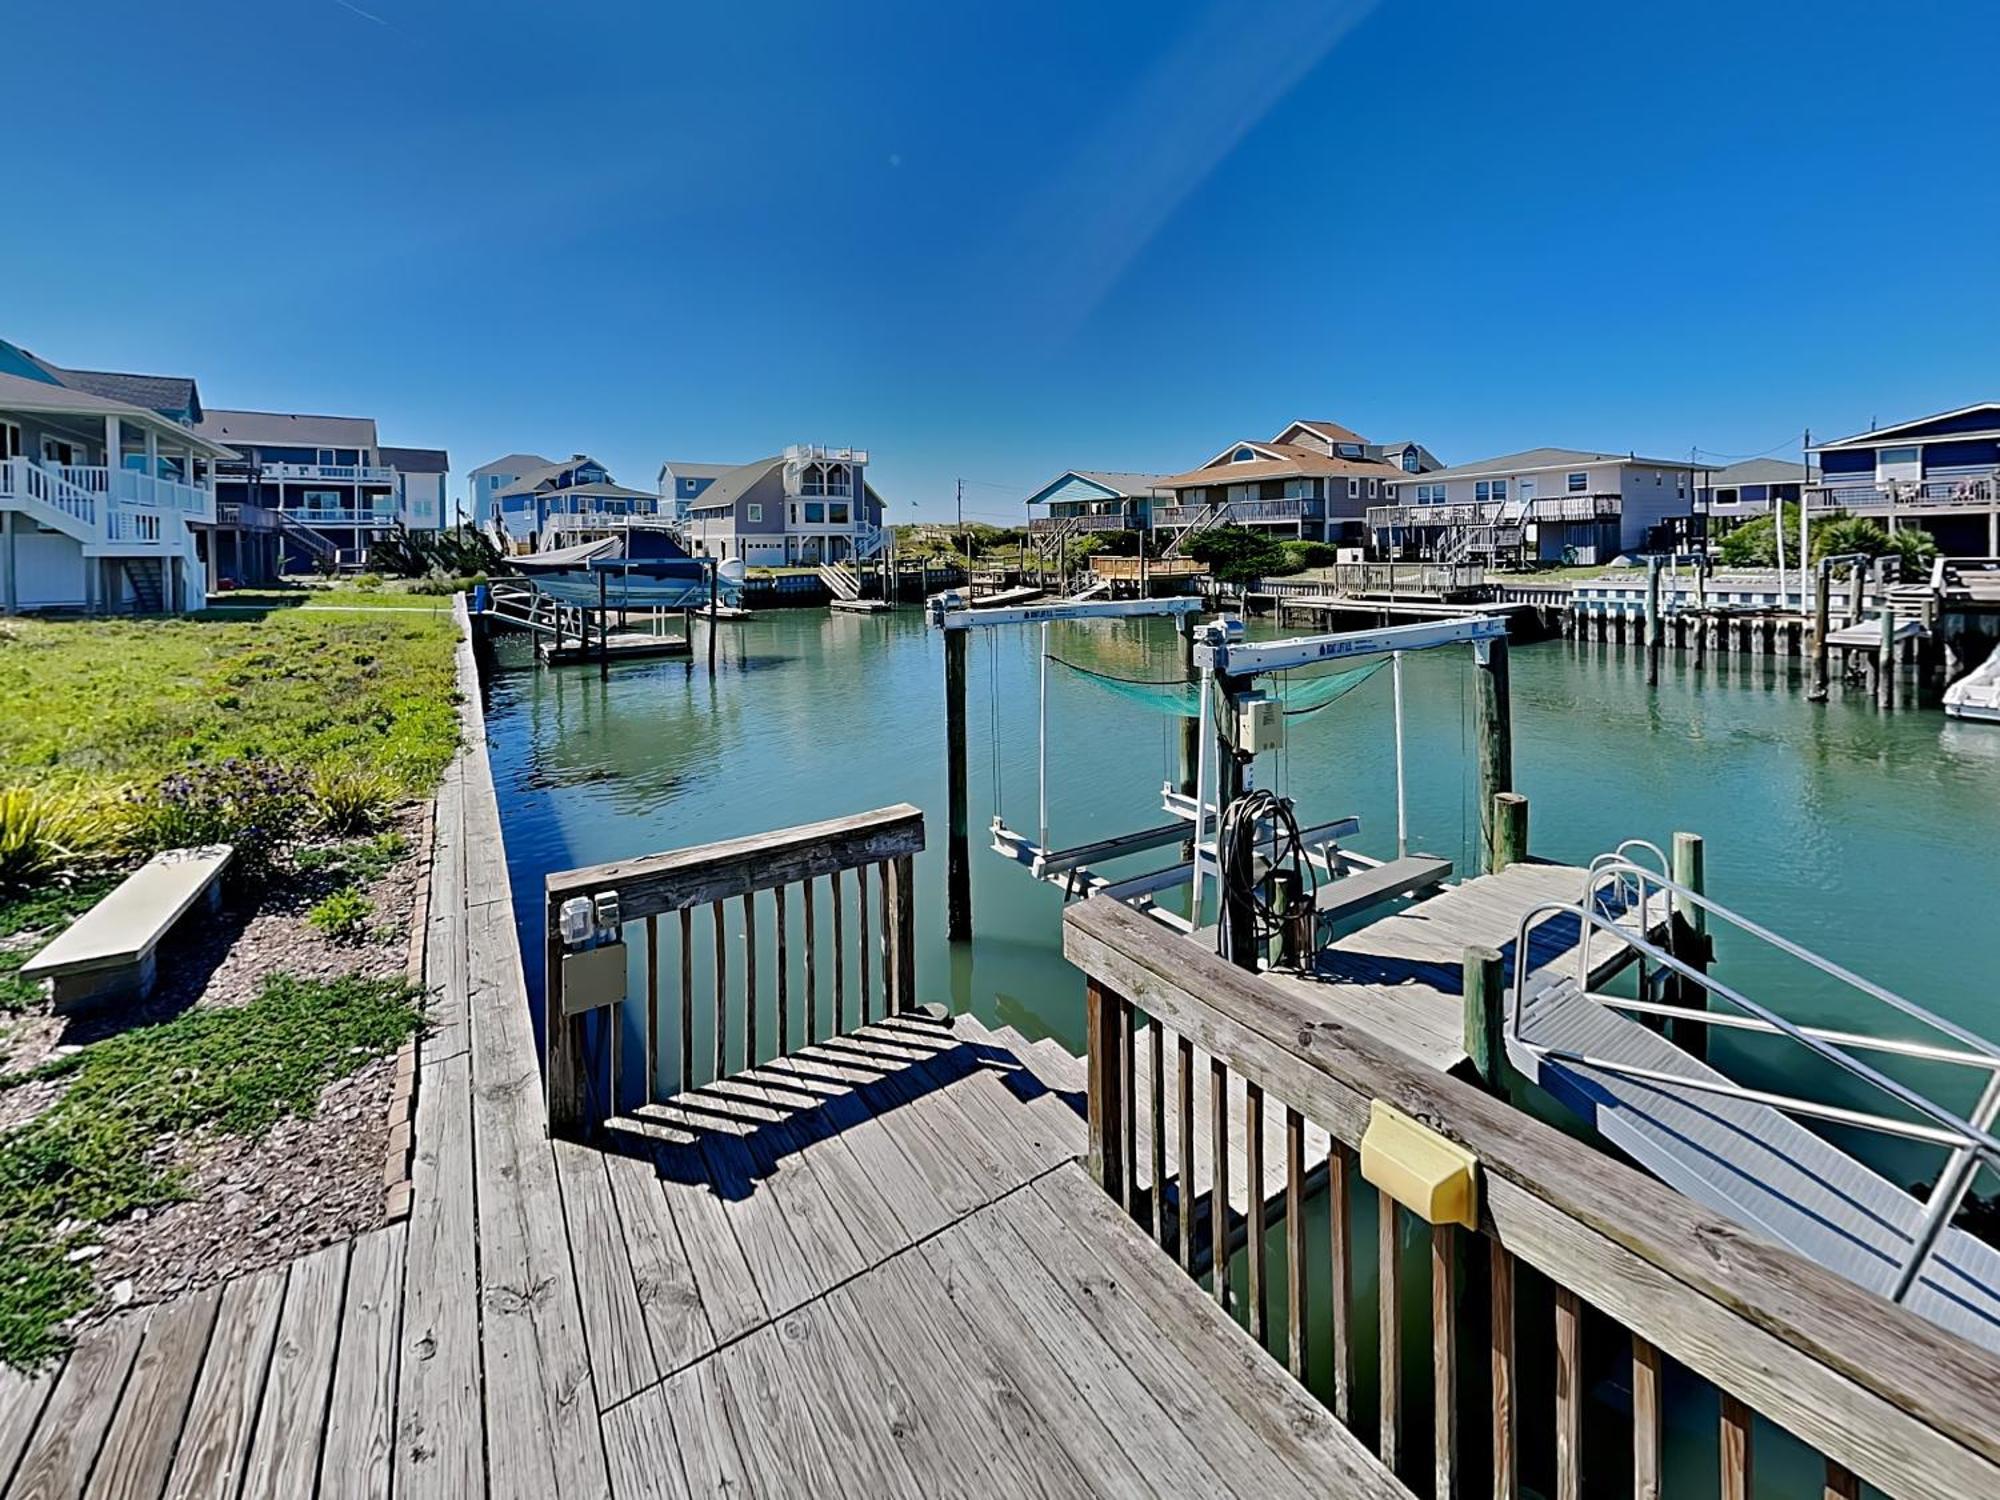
left=930, top=592, right=1208, bottom=940
left=933, top=590, right=1519, bottom=955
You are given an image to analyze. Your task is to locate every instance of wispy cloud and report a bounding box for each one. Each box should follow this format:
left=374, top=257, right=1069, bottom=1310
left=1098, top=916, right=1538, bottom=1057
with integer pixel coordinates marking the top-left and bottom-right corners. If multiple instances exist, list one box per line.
left=998, top=0, right=1380, bottom=339
left=330, top=0, right=390, bottom=27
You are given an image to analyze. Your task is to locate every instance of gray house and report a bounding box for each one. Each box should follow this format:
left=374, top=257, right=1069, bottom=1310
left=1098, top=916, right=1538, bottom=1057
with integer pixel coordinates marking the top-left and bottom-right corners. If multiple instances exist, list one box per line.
left=683, top=445, right=886, bottom=566
left=1371, top=447, right=1710, bottom=564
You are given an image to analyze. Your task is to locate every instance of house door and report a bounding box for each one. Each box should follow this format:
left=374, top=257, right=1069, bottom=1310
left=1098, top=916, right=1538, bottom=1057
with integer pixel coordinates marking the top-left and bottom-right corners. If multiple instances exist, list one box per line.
left=40, top=435, right=81, bottom=467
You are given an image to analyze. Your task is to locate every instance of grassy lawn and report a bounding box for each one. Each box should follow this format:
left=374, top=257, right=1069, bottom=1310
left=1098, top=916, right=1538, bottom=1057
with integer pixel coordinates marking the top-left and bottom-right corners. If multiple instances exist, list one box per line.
left=1487, top=565, right=1611, bottom=583
left=0, top=609, right=459, bottom=797
left=0, top=973, right=422, bottom=1366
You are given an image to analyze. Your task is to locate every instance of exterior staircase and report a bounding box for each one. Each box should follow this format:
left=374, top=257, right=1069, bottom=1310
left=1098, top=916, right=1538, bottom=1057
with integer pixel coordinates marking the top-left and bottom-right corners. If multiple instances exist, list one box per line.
left=1, top=458, right=99, bottom=543
left=818, top=562, right=862, bottom=601
left=1161, top=503, right=1223, bottom=560
left=852, top=520, right=887, bottom=562
left=274, top=510, right=339, bottom=569
left=121, top=559, right=166, bottom=614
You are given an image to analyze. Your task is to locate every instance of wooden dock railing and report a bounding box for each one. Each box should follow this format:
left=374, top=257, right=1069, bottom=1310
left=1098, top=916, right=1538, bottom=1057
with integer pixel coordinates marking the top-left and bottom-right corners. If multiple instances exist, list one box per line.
left=1063, top=894, right=2000, bottom=1500
left=544, top=804, right=923, bottom=1135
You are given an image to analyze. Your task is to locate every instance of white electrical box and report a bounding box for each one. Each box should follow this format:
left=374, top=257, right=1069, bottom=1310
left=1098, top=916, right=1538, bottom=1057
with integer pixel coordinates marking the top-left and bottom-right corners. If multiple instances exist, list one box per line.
left=1237, top=693, right=1284, bottom=755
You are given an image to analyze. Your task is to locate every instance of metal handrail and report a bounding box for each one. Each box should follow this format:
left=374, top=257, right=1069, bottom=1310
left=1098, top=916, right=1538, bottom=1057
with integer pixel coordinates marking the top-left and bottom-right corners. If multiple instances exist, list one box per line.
left=1578, top=859, right=2000, bottom=1065
left=1511, top=867, right=2000, bottom=1301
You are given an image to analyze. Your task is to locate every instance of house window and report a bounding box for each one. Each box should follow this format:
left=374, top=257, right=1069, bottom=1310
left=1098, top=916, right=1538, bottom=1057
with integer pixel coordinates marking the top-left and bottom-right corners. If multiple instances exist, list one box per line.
left=829, top=502, right=850, bottom=524
left=1716, top=488, right=1739, bottom=505
left=1567, top=472, right=1588, bottom=492
left=1283, top=479, right=1313, bottom=500
left=1879, top=445, right=1920, bottom=466
left=804, top=502, right=825, bottom=523
left=1367, top=479, right=1378, bottom=498
left=1232, top=446, right=1258, bottom=463
left=1337, top=443, right=1362, bottom=458
left=1401, top=448, right=1420, bottom=472
left=1475, top=481, right=1489, bottom=502
left=0, top=422, right=18, bottom=459
left=747, top=503, right=763, bottom=522
left=1348, top=478, right=1359, bottom=498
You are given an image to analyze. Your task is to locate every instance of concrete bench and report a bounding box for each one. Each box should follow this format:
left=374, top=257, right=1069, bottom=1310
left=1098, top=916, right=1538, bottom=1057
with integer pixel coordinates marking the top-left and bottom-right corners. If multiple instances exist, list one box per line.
left=21, top=845, right=233, bottom=1013
left=1313, top=854, right=1453, bottom=923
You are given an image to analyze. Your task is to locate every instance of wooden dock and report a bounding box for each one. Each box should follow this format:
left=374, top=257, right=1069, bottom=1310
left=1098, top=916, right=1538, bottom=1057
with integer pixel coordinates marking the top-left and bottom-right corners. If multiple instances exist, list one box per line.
left=0, top=605, right=1406, bottom=1500
left=538, top=631, right=693, bottom=665
left=1258, top=858, right=1665, bottom=1075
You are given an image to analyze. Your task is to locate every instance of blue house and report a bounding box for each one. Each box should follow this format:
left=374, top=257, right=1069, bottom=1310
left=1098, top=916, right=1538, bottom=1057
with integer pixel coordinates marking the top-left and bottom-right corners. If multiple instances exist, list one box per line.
left=1810, top=404, right=2000, bottom=555
left=1023, top=471, right=1165, bottom=545
left=657, top=461, right=734, bottom=525
left=491, top=453, right=658, bottom=552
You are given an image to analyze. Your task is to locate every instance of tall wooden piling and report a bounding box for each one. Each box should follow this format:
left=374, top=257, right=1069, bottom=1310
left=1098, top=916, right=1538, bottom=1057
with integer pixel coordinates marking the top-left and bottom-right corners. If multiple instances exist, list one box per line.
left=1666, top=831, right=1711, bottom=1063
left=1461, top=945, right=1509, bottom=1096
left=944, top=626, right=971, bottom=940
left=1474, top=636, right=1514, bottom=875
left=1877, top=600, right=1895, bottom=710
left=1644, top=556, right=1662, bottom=688
left=1178, top=612, right=1200, bottom=796
left=1808, top=561, right=1831, bottom=702
left=1492, top=792, right=1528, bottom=873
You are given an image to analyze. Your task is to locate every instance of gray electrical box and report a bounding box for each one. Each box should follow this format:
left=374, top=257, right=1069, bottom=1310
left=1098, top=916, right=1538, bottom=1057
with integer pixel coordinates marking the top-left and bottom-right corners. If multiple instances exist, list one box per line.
left=560, top=941, right=628, bottom=1016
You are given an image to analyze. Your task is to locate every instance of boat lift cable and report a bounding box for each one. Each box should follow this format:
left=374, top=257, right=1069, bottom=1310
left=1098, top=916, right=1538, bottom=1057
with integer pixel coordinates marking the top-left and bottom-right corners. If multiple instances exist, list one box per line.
left=1212, top=788, right=1319, bottom=961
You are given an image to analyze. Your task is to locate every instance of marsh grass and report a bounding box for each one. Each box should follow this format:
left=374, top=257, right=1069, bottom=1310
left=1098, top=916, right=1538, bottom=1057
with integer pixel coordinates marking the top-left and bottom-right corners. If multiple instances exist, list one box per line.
left=0, top=972, right=423, bottom=1367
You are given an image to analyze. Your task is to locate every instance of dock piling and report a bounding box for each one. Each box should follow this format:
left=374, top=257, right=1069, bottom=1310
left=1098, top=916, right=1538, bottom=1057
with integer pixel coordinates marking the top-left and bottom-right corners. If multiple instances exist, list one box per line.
left=1474, top=637, right=1514, bottom=874
left=1666, top=831, right=1711, bottom=1063
left=1877, top=601, right=1895, bottom=710
left=1461, top=944, right=1509, bottom=1096
left=1644, top=556, right=1662, bottom=688
left=1809, top=560, right=1832, bottom=702
left=944, top=626, right=971, bottom=941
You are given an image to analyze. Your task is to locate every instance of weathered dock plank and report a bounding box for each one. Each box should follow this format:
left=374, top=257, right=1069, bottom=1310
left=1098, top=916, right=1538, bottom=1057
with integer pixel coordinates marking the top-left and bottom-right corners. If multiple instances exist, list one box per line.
left=163, top=1267, right=285, bottom=1500
left=241, top=1240, right=349, bottom=1500
left=319, top=1224, right=406, bottom=1500
left=83, top=1287, right=220, bottom=1500
left=6, top=1316, right=143, bottom=1500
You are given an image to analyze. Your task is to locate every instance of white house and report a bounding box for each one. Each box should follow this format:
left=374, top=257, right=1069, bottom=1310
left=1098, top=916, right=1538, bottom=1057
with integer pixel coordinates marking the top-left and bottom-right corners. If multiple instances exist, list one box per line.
left=0, top=368, right=232, bottom=613
left=682, top=445, right=885, bottom=566
left=1370, top=447, right=1709, bottom=564
left=382, top=447, right=451, bottom=532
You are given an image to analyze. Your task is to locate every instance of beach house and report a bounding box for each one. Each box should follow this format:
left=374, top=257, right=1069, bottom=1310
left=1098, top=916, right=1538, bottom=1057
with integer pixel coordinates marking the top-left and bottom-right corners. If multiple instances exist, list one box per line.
left=467, top=453, right=553, bottom=528
left=1809, top=404, right=2000, bottom=554
left=487, top=454, right=657, bottom=553
left=1369, top=447, right=1709, bottom=564
left=1151, top=421, right=1440, bottom=553
left=1698, top=458, right=1816, bottom=533
left=657, top=461, right=734, bottom=527
left=0, top=342, right=232, bottom=613
left=682, top=445, right=886, bottom=565
left=195, top=409, right=449, bottom=575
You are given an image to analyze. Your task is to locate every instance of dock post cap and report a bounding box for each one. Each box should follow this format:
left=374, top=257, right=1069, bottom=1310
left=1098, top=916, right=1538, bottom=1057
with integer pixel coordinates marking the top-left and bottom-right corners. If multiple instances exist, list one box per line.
left=1360, top=1099, right=1480, bottom=1229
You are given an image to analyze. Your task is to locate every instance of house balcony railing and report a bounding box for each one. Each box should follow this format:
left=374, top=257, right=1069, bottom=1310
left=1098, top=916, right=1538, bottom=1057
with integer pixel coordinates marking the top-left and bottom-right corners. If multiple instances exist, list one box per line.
left=280, top=502, right=399, bottom=526
left=1367, top=494, right=1621, bottom=530
left=1805, top=477, right=1999, bottom=513
left=57, top=465, right=213, bottom=519
left=1155, top=498, right=1310, bottom=527
left=1028, top=511, right=1142, bottom=534
left=233, top=462, right=397, bottom=484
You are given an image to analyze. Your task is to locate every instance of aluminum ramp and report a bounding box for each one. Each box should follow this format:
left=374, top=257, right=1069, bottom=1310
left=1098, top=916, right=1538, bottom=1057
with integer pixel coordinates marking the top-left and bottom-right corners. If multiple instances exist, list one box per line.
left=1510, top=980, right=2000, bottom=1355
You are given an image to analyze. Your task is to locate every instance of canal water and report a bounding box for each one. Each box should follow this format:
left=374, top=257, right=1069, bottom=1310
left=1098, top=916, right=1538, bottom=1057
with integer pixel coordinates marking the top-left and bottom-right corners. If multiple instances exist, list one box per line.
left=484, top=606, right=1996, bottom=1497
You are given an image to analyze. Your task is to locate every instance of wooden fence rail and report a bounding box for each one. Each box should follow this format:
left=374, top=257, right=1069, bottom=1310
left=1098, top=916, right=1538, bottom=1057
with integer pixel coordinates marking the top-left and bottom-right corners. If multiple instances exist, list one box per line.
left=544, top=804, right=923, bottom=1135
left=1062, top=894, right=2000, bottom=1500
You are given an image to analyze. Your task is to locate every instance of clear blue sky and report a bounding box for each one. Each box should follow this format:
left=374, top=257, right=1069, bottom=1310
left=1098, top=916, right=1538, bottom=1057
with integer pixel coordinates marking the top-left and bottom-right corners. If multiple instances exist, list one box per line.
left=10, top=0, right=1998, bottom=523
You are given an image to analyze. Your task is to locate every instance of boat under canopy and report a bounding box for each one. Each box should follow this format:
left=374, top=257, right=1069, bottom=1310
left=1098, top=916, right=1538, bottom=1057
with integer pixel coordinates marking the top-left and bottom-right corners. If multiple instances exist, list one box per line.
left=511, top=530, right=737, bottom=610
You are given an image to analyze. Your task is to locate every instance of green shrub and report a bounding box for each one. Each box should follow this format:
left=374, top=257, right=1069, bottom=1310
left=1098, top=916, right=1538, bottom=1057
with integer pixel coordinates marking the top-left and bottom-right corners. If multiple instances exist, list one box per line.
left=350, top=572, right=384, bottom=591
left=1280, top=540, right=1340, bottom=571
left=308, top=762, right=399, bottom=836
left=307, top=886, right=372, bottom=942
left=0, top=787, right=126, bottom=893
left=1187, top=526, right=1290, bottom=583
left=134, top=759, right=311, bottom=876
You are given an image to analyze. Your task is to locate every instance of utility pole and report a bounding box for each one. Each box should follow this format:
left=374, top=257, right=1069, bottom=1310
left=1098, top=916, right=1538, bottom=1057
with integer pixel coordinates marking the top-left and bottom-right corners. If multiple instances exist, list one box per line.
left=958, top=478, right=970, bottom=587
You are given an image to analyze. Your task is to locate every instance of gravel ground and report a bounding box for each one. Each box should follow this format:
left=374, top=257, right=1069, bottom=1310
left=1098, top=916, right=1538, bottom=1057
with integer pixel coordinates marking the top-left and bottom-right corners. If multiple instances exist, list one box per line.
left=1, top=804, right=431, bottom=1324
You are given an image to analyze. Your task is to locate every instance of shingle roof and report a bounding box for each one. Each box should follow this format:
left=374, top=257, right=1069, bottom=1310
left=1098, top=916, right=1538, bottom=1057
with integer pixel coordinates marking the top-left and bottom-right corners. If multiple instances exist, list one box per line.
left=1703, top=459, right=1815, bottom=486
left=380, top=445, right=449, bottom=474
left=657, top=461, right=737, bottom=481
left=12, top=347, right=203, bottom=422
left=494, top=454, right=613, bottom=499
left=1158, top=443, right=1404, bottom=489
left=0, top=372, right=236, bottom=455
left=685, top=457, right=784, bottom=509
left=470, top=451, right=554, bottom=477
left=1409, top=447, right=1711, bottom=482
left=1073, top=471, right=1170, bottom=495
left=1281, top=419, right=1368, bottom=446
left=195, top=408, right=378, bottom=449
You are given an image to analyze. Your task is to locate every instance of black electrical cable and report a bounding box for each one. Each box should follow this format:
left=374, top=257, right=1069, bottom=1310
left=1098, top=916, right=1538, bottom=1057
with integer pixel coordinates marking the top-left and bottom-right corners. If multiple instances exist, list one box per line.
left=1212, top=787, right=1319, bottom=962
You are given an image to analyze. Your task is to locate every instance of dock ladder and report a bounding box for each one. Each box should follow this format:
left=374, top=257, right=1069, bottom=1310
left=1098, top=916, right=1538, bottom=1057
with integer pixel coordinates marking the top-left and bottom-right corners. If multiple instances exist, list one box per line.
left=1504, top=845, right=2000, bottom=1353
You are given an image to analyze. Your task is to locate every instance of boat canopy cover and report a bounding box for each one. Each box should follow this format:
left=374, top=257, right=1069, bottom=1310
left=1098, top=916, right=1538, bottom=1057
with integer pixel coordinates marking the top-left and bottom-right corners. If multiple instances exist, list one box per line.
left=1047, top=656, right=1387, bottom=718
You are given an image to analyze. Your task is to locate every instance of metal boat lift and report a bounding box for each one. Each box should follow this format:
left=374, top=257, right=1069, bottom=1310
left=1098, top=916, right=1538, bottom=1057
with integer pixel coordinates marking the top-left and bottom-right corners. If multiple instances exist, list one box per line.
left=934, top=590, right=1520, bottom=960
left=1507, top=849, right=2000, bottom=1353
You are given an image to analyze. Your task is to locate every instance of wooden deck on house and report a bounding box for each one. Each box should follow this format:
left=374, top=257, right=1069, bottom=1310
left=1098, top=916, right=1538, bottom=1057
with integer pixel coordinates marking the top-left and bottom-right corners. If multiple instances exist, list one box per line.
left=0, top=629, right=1405, bottom=1499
